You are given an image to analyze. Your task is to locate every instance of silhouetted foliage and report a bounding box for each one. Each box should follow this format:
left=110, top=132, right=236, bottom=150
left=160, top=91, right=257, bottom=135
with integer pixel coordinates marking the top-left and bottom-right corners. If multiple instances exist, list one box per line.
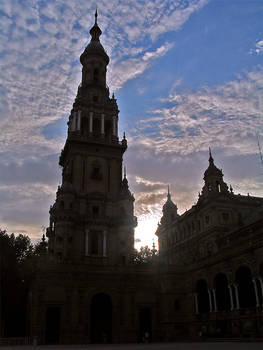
left=133, top=245, right=158, bottom=264
left=0, top=229, right=47, bottom=337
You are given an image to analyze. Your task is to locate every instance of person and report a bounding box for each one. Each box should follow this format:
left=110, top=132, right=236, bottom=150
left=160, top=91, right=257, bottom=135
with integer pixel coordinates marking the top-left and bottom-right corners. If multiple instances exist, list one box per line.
left=144, top=331, right=149, bottom=343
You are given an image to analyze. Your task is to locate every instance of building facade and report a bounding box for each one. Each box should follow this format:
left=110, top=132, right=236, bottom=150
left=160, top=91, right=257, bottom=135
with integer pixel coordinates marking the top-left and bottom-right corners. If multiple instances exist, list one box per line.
left=156, top=150, right=263, bottom=340
left=30, top=14, right=263, bottom=344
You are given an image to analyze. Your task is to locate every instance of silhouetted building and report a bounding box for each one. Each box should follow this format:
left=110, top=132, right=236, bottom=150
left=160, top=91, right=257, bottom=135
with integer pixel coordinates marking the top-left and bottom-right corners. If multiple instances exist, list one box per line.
left=156, top=149, right=263, bottom=340
left=30, top=13, right=263, bottom=344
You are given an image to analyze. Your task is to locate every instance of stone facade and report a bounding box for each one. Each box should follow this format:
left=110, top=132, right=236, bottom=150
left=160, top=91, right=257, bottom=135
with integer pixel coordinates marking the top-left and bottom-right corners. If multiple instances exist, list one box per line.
left=30, top=14, right=263, bottom=344
left=156, top=150, right=263, bottom=340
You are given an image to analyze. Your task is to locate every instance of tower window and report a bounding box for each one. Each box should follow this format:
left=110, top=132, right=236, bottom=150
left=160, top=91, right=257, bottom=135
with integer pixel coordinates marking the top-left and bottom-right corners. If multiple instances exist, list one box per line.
left=91, top=232, right=99, bottom=255
left=91, top=161, right=102, bottom=180
left=93, top=68, right=99, bottom=81
left=222, top=212, right=229, bottom=222
left=174, top=299, right=180, bottom=311
left=89, top=230, right=102, bottom=255
left=92, top=206, right=99, bottom=218
left=93, top=95, right=98, bottom=102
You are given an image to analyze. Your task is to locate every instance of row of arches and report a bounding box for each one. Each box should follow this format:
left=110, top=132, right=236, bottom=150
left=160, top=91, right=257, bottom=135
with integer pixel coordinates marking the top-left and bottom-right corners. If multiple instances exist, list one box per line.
left=195, top=266, right=263, bottom=313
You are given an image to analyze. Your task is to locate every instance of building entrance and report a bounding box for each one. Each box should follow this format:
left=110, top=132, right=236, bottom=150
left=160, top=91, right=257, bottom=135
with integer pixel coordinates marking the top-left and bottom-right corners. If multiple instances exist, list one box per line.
left=90, top=293, right=112, bottom=343
left=45, top=306, right=61, bottom=344
left=139, top=307, right=152, bottom=342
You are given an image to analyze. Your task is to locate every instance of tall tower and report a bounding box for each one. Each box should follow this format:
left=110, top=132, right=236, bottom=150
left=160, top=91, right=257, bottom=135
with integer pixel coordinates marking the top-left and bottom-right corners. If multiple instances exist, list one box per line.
left=46, top=12, right=136, bottom=265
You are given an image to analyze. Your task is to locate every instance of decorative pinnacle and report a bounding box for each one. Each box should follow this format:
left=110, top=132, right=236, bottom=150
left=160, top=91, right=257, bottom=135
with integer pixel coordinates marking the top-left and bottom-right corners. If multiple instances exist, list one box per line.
left=167, top=185, right=171, bottom=200
left=209, top=147, right=214, bottom=163
left=124, top=166, right=127, bottom=178
left=95, top=8, right=98, bottom=24
left=123, top=132, right=126, bottom=139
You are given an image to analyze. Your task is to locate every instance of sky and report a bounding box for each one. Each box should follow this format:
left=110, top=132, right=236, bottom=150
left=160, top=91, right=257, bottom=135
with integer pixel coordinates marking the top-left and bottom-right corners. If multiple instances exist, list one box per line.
left=0, top=0, right=263, bottom=249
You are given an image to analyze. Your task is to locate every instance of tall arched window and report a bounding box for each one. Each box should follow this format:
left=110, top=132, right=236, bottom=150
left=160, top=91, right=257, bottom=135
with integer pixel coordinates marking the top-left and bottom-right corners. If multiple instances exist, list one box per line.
left=196, top=279, right=210, bottom=313
left=236, top=266, right=256, bottom=308
left=214, top=273, right=230, bottom=311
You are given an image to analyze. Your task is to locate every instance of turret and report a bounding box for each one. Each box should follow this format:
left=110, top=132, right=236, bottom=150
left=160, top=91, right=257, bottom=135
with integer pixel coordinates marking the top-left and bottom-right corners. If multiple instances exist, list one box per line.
left=161, top=186, right=179, bottom=225
left=200, top=149, right=229, bottom=198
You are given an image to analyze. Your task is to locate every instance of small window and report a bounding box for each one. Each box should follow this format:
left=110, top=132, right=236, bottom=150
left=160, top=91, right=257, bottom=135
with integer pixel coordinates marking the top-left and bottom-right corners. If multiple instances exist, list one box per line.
left=92, top=206, right=99, bottom=218
left=205, top=215, right=209, bottom=224
left=91, top=161, right=102, bottom=180
left=93, top=68, right=99, bottom=81
left=57, top=252, right=62, bottom=261
left=93, top=95, right=98, bottom=102
left=174, top=299, right=180, bottom=311
left=222, top=212, right=229, bottom=222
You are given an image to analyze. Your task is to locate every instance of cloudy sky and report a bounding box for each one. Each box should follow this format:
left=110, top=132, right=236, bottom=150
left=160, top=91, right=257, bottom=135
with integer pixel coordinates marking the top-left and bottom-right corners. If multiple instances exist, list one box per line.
left=0, top=0, right=262, bottom=248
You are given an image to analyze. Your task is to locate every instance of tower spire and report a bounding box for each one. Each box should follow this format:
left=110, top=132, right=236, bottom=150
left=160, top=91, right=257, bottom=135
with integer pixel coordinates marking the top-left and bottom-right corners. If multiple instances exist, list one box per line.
left=209, top=147, right=214, bottom=164
left=95, top=8, right=98, bottom=24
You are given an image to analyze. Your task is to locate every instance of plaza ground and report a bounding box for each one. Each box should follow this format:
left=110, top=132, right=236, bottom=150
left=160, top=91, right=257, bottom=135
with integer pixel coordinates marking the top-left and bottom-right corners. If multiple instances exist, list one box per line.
left=1, top=343, right=262, bottom=350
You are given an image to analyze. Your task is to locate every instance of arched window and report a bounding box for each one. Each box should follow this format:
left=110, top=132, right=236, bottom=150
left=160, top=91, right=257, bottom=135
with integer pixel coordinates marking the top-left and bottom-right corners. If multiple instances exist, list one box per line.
left=216, top=181, right=221, bottom=192
left=236, top=266, right=256, bottom=308
left=91, top=160, right=102, bottom=180
left=214, top=273, right=230, bottom=311
left=93, top=68, right=99, bottom=81
left=196, top=279, right=210, bottom=313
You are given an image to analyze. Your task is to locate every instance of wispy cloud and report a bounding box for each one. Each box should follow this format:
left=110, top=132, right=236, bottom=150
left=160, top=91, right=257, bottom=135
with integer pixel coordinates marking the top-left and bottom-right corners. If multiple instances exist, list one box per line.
left=250, top=39, right=263, bottom=54
left=108, top=42, right=173, bottom=90
left=130, top=68, right=263, bottom=158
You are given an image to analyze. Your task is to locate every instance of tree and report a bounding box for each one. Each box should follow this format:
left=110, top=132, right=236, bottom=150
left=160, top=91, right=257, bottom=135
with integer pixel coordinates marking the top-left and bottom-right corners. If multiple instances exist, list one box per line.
left=133, top=245, right=158, bottom=264
left=0, top=229, right=47, bottom=337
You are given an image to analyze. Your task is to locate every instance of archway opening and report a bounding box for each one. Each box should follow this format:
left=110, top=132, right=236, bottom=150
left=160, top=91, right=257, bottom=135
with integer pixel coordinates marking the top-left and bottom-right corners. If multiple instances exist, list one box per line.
left=214, top=273, right=230, bottom=311
left=90, top=293, right=112, bottom=343
left=196, top=279, right=210, bottom=313
left=45, top=306, right=61, bottom=344
left=236, top=266, right=256, bottom=308
left=139, top=307, right=152, bottom=342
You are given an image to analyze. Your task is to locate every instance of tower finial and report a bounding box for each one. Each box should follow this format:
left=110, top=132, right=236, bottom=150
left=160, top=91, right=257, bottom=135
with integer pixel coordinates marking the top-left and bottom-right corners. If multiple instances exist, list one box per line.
left=124, top=166, right=127, bottom=179
left=167, top=185, right=171, bottom=200
left=209, top=147, right=214, bottom=163
left=95, top=8, right=98, bottom=24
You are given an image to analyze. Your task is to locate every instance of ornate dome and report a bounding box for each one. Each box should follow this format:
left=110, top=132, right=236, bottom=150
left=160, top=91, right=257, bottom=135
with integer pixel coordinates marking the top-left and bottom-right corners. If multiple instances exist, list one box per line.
left=80, top=10, right=109, bottom=65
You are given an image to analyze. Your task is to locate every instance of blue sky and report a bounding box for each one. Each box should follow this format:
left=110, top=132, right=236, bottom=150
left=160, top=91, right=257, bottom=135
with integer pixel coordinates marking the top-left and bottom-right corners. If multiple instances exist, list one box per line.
left=0, top=0, right=262, bottom=247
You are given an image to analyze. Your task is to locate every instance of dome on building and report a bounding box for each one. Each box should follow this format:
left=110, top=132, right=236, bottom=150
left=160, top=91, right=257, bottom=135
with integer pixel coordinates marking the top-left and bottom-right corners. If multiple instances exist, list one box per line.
left=163, top=186, right=177, bottom=211
left=204, top=149, right=223, bottom=178
left=80, top=10, right=109, bottom=65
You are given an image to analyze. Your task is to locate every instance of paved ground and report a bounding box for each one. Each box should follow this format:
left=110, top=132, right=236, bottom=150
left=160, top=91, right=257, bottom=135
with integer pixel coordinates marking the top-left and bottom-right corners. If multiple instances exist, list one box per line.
left=1, top=343, right=263, bottom=350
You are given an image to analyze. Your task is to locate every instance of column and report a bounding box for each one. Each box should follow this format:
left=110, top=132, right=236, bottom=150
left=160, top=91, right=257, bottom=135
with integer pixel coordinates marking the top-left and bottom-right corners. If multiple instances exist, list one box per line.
left=85, top=229, right=89, bottom=256
left=89, top=112, right=93, bottom=133
left=208, top=289, right=212, bottom=312
left=77, top=110, right=81, bottom=130
left=194, top=293, right=199, bottom=314
left=72, top=112, right=77, bottom=131
left=233, top=284, right=240, bottom=309
left=101, top=113, right=105, bottom=134
left=103, top=231, right=107, bottom=257
left=212, top=289, right=217, bottom=312
left=258, top=277, right=263, bottom=306
left=228, top=284, right=234, bottom=310
left=112, top=116, right=116, bottom=136
left=252, top=279, right=260, bottom=307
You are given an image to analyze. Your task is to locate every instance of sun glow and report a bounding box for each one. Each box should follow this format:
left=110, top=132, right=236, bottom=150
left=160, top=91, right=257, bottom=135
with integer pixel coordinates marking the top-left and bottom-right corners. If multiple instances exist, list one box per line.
left=134, top=215, right=159, bottom=250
